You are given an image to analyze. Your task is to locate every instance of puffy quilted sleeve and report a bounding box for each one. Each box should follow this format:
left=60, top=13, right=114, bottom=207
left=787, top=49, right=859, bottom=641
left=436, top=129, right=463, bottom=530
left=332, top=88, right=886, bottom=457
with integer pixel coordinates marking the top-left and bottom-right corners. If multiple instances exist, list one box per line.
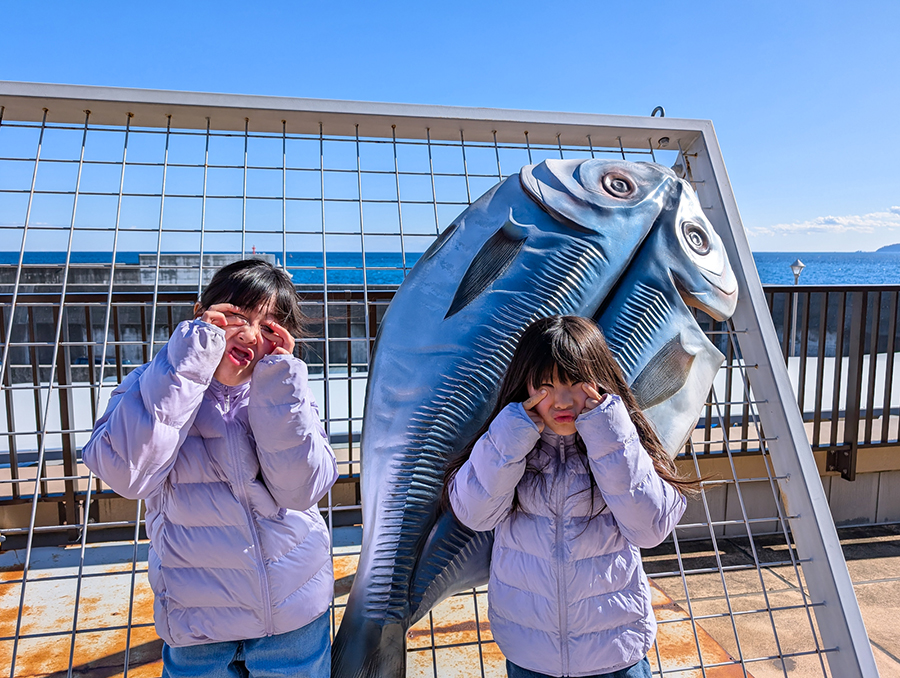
left=82, top=319, right=225, bottom=500
left=247, top=355, right=338, bottom=511
left=576, top=394, right=687, bottom=548
left=448, top=402, right=540, bottom=532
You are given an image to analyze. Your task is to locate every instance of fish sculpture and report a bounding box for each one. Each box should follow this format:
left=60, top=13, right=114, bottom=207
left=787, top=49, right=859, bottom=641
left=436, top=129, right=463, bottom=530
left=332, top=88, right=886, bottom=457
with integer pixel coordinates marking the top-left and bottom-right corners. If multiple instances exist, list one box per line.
left=597, top=175, right=738, bottom=454
left=331, top=159, right=738, bottom=678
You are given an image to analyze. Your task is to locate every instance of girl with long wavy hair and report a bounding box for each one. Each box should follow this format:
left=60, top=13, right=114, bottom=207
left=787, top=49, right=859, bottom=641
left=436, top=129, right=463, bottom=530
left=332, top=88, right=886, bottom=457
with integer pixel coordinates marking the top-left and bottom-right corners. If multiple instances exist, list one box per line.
left=446, top=315, right=694, bottom=678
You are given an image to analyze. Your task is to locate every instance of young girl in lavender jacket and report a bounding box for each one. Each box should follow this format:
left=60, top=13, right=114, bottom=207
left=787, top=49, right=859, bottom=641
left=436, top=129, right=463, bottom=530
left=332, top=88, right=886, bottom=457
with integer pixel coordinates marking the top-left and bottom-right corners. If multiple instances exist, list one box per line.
left=83, top=259, right=338, bottom=678
left=446, top=315, right=695, bottom=678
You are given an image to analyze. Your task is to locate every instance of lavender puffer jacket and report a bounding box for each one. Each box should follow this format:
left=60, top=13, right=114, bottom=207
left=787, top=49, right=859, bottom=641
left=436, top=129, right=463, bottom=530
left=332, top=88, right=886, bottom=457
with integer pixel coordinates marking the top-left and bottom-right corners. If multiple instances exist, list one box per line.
left=450, top=395, right=686, bottom=677
left=82, top=319, right=339, bottom=647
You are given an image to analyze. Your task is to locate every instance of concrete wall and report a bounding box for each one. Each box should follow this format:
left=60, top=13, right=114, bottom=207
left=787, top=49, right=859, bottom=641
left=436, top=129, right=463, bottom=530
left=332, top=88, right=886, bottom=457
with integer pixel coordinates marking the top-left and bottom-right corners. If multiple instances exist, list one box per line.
left=674, top=449, right=900, bottom=541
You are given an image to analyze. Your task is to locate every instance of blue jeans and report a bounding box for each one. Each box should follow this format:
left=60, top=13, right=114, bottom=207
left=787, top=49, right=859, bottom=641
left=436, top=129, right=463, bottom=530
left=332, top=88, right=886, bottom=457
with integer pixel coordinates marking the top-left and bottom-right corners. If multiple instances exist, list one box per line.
left=506, top=656, right=652, bottom=678
left=162, top=612, right=330, bottom=678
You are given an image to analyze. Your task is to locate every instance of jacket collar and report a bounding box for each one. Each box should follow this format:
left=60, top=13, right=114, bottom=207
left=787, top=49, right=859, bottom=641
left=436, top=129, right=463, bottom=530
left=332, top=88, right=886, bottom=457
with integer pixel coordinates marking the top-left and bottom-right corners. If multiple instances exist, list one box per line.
left=207, top=377, right=251, bottom=408
left=539, top=427, right=579, bottom=461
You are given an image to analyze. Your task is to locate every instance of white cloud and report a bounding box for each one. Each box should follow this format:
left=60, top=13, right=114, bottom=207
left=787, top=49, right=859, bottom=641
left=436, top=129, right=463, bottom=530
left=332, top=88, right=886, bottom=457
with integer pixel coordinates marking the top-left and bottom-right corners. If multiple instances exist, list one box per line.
left=752, top=208, right=900, bottom=237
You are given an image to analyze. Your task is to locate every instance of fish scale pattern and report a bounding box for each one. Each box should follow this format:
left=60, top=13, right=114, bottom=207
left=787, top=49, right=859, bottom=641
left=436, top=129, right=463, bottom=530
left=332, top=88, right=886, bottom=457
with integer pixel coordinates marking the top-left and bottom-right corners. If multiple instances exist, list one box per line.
left=364, top=240, right=606, bottom=619
left=406, top=522, right=491, bottom=623
left=604, top=281, right=672, bottom=375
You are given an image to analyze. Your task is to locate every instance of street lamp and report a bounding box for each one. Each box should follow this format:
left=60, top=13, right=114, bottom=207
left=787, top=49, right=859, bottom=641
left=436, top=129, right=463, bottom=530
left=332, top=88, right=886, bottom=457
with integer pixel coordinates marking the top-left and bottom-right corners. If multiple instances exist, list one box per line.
left=790, top=259, right=805, bottom=357
left=791, top=259, right=806, bottom=285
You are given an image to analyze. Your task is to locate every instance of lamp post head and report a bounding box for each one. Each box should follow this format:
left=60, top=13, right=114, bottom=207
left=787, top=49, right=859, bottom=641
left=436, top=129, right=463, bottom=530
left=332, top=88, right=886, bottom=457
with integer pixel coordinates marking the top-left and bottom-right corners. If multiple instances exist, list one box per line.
left=790, top=258, right=805, bottom=285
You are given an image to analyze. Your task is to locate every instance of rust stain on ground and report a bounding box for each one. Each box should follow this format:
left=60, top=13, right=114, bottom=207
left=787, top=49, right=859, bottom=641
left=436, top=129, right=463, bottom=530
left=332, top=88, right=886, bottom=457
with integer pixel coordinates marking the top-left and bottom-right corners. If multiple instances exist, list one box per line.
left=330, top=559, right=757, bottom=676
left=332, top=554, right=358, bottom=581
left=78, top=595, right=101, bottom=618
left=407, top=620, right=491, bottom=640
left=0, top=603, right=32, bottom=636
left=72, top=631, right=164, bottom=678
left=1, top=565, right=25, bottom=581
left=130, top=583, right=157, bottom=626
left=333, top=554, right=358, bottom=598
left=4, top=552, right=757, bottom=677
left=650, top=580, right=754, bottom=678
left=4, top=633, right=72, bottom=678
left=10, top=627, right=165, bottom=678
left=478, top=639, right=505, bottom=664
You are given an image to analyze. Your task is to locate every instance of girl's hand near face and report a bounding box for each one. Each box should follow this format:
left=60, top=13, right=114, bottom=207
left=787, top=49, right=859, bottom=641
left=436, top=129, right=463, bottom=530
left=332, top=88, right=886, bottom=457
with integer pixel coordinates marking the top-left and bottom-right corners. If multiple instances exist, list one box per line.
left=199, top=303, right=242, bottom=330
left=522, top=389, right=548, bottom=433
left=581, top=383, right=606, bottom=413
left=262, top=322, right=296, bottom=356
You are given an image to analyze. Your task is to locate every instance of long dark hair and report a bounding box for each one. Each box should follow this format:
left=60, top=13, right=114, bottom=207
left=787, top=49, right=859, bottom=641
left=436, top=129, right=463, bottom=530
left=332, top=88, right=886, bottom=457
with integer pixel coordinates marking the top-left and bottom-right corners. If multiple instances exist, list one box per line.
left=197, top=258, right=305, bottom=339
left=443, top=315, right=698, bottom=514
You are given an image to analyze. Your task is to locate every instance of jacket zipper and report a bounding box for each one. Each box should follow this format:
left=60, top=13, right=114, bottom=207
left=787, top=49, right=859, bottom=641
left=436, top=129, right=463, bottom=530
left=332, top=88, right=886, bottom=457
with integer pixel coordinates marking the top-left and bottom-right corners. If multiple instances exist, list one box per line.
left=555, top=436, right=570, bottom=676
left=222, top=385, right=275, bottom=635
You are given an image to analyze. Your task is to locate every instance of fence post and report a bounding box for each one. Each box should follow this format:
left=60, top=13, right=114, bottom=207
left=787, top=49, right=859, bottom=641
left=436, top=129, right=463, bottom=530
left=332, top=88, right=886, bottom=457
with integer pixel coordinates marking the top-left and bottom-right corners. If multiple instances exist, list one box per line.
left=831, top=290, right=866, bottom=480
left=56, top=310, right=79, bottom=538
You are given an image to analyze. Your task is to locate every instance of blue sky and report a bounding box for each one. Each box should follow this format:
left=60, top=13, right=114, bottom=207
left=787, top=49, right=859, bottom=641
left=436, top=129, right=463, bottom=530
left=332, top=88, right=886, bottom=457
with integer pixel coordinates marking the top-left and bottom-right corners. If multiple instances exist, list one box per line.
left=1, top=0, right=898, bottom=252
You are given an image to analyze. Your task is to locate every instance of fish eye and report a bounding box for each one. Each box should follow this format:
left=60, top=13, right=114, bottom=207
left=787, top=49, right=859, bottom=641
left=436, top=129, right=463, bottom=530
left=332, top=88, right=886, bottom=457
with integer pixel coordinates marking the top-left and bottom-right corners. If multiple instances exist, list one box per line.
left=601, top=172, right=635, bottom=198
left=682, top=221, right=711, bottom=255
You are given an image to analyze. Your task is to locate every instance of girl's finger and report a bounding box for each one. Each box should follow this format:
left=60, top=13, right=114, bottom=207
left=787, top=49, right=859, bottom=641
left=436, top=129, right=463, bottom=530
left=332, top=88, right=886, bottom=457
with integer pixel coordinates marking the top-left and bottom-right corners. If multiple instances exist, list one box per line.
left=522, top=389, right=547, bottom=411
left=201, top=311, right=229, bottom=328
left=580, top=383, right=606, bottom=412
left=200, top=303, right=243, bottom=329
left=269, top=322, right=296, bottom=355
left=582, top=382, right=604, bottom=401
left=207, top=302, right=241, bottom=315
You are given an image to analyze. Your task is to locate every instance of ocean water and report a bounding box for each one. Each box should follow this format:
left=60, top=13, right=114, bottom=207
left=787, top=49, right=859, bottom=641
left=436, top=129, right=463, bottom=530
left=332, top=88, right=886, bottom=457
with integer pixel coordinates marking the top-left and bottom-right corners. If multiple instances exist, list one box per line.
left=2, top=251, right=899, bottom=286
left=752, top=252, right=900, bottom=286
left=0, top=251, right=424, bottom=286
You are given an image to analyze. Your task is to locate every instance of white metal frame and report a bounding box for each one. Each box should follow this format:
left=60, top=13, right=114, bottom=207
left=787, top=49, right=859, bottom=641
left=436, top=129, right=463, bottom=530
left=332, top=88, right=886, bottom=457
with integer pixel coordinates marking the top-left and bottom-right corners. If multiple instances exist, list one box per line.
left=0, top=80, right=879, bottom=678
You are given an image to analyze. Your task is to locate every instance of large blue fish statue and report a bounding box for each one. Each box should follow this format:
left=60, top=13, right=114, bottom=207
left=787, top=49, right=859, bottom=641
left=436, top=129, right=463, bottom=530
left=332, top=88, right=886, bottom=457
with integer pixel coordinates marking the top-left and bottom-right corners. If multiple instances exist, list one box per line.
left=331, top=159, right=738, bottom=677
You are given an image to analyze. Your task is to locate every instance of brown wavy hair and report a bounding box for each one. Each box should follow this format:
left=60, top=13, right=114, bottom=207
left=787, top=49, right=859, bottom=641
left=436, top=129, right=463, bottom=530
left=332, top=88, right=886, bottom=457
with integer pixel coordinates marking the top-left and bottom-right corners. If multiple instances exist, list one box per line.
left=443, top=315, right=698, bottom=515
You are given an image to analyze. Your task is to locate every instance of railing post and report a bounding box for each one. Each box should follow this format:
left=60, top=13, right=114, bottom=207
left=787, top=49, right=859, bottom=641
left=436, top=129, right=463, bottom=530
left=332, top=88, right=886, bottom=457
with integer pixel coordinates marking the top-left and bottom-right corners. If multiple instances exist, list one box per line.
left=0, top=304, right=22, bottom=500
left=830, top=290, right=866, bottom=480
left=55, top=309, right=79, bottom=538
left=791, top=287, right=799, bottom=357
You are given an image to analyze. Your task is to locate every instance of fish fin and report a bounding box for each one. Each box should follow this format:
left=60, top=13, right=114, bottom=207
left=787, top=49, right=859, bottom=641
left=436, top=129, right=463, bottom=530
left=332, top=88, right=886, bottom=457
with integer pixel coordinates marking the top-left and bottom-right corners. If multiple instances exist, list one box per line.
left=631, top=335, right=697, bottom=410
left=408, top=510, right=492, bottom=626
left=421, top=222, right=458, bottom=262
left=445, top=220, right=527, bottom=319
left=602, top=281, right=673, bottom=376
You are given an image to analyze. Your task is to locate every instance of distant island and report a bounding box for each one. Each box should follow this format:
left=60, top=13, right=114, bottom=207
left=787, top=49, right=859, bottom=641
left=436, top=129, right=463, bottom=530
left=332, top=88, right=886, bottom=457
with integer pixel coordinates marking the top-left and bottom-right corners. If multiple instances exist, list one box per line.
left=876, top=243, right=900, bottom=252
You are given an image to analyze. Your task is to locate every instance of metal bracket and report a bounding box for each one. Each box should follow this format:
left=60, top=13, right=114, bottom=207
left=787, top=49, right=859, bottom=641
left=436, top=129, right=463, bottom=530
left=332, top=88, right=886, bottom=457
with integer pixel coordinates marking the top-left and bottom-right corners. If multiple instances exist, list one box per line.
left=826, top=444, right=857, bottom=481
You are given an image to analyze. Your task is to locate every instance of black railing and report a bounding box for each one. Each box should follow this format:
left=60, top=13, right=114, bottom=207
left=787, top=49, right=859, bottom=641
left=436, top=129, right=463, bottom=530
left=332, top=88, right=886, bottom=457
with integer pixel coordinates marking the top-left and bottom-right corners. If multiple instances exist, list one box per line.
left=2, top=284, right=898, bottom=541
left=765, top=285, right=900, bottom=479
left=0, top=287, right=392, bottom=544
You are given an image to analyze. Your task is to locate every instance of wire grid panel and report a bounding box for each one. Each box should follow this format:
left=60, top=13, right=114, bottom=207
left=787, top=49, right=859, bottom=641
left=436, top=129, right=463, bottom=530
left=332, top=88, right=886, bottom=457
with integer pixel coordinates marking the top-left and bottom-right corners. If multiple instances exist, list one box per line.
left=0, top=83, right=877, bottom=678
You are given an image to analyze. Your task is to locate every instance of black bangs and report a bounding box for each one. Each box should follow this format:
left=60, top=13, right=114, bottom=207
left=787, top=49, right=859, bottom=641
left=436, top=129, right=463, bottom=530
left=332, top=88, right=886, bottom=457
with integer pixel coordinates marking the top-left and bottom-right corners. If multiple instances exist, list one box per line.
left=200, top=259, right=304, bottom=337
left=526, top=327, right=594, bottom=390
left=223, top=274, right=277, bottom=314
left=270, top=280, right=305, bottom=337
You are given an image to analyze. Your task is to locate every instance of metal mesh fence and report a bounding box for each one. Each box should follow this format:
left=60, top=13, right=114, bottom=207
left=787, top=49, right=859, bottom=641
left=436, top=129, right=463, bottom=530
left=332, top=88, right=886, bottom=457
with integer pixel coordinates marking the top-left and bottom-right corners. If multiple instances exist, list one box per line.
left=0, top=84, right=876, bottom=677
